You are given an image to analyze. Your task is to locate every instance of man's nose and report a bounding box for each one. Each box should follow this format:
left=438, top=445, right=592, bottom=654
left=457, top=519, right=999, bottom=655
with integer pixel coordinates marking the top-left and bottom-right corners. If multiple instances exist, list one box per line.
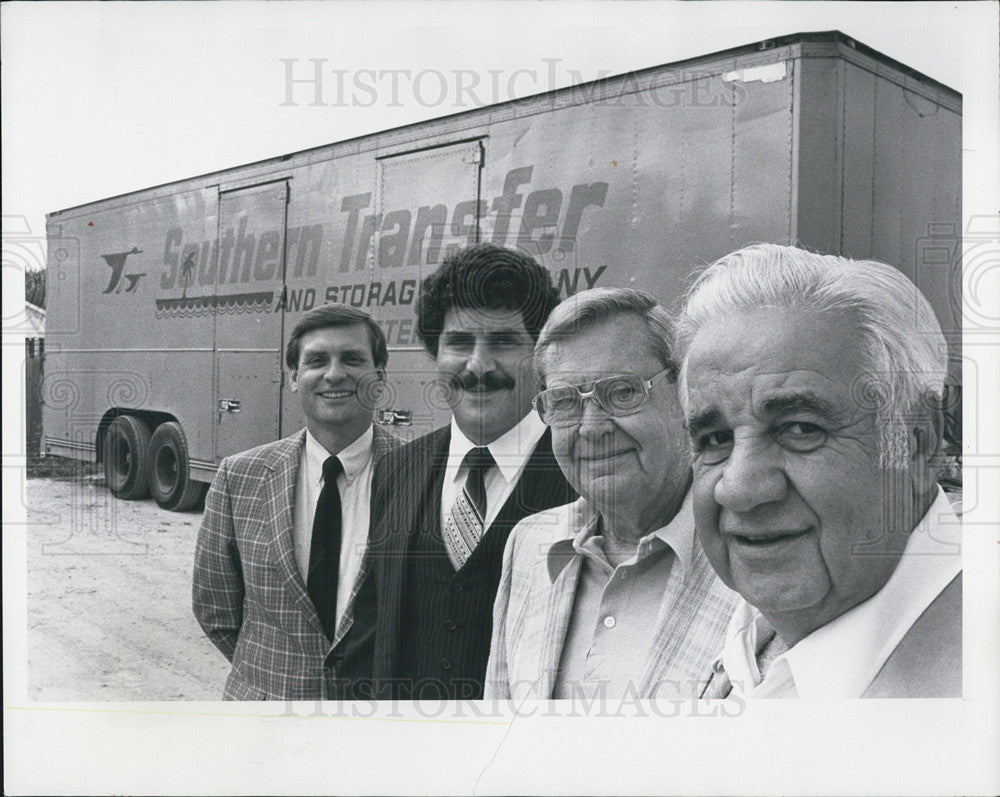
left=465, top=339, right=496, bottom=374
left=577, top=395, right=614, bottom=438
left=322, top=359, right=347, bottom=382
left=713, top=435, right=787, bottom=512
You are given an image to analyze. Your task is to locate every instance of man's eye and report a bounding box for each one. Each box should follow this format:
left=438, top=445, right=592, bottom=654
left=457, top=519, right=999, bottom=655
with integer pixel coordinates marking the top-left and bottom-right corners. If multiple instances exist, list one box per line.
left=694, top=430, right=733, bottom=464
left=606, top=382, right=640, bottom=401
left=490, top=333, right=523, bottom=348
left=547, top=392, right=578, bottom=412
left=775, top=422, right=827, bottom=452
left=442, top=335, right=474, bottom=350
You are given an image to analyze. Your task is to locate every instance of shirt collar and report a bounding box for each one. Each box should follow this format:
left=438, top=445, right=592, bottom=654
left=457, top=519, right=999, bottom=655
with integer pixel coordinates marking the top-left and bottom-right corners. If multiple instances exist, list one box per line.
left=723, top=486, right=962, bottom=698
left=716, top=600, right=778, bottom=694
left=448, top=411, right=548, bottom=483
left=304, top=425, right=374, bottom=485
left=545, top=489, right=696, bottom=582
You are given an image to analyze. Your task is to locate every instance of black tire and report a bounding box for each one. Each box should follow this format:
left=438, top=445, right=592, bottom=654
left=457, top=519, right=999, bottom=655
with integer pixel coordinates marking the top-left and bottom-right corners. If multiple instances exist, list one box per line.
left=103, top=415, right=152, bottom=500
left=148, top=421, right=205, bottom=511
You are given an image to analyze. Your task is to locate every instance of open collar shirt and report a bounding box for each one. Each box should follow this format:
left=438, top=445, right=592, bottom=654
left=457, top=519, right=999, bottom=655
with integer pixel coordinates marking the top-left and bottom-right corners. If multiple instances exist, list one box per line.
left=293, top=425, right=375, bottom=628
left=717, top=487, right=962, bottom=699
left=549, top=490, right=719, bottom=699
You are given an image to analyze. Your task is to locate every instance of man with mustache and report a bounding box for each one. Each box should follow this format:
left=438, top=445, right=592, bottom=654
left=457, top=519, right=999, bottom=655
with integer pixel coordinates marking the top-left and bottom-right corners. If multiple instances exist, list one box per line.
left=352, top=243, right=576, bottom=700
left=193, top=305, right=399, bottom=699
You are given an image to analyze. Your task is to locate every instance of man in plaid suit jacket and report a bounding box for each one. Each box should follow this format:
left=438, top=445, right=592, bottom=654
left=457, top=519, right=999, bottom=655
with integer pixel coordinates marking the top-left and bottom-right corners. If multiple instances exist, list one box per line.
left=193, top=306, right=399, bottom=700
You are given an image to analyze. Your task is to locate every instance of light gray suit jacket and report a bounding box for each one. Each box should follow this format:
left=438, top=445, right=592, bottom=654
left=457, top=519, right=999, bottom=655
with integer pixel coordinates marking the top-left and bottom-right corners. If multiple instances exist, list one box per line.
left=699, top=573, right=963, bottom=699
left=862, top=573, right=962, bottom=698
left=485, top=498, right=739, bottom=700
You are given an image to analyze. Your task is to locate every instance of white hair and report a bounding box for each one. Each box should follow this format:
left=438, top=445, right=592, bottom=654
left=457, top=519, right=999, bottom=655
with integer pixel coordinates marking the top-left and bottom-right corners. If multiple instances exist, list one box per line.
left=534, top=287, right=677, bottom=385
left=677, top=244, right=947, bottom=468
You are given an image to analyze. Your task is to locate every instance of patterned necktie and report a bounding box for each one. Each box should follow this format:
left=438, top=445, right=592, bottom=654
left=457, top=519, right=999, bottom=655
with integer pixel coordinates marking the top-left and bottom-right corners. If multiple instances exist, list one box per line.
left=307, top=456, right=343, bottom=640
left=443, top=446, right=494, bottom=570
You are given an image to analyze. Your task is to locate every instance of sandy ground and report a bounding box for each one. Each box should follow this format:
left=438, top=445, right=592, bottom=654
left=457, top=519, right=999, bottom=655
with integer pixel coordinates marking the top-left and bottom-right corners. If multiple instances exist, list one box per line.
left=26, top=474, right=231, bottom=700
left=24, top=466, right=964, bottom=703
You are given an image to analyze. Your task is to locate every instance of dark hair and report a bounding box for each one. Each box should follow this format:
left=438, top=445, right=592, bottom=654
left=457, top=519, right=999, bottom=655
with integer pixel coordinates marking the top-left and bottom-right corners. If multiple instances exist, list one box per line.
left=416, top=243, right=561, bottom=356
left=285, top=305, right=388, bottom=370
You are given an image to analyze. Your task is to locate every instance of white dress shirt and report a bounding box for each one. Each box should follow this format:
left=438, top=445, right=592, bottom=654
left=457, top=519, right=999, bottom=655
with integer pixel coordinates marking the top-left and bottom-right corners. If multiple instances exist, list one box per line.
left=440, top=411, right=548, bottom=533
left=718, top=487, right=962, bottom=698
left=293, top=426, right=375, bottom=631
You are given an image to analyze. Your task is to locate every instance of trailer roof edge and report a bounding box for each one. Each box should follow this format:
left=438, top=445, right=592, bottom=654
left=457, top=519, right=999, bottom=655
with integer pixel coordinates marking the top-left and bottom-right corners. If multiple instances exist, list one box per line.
left=46, top=30, right=960, bottom=220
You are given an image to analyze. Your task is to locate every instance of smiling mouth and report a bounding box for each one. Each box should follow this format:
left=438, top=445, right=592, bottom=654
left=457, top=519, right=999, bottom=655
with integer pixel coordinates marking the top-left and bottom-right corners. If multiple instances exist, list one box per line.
left=578, top=450, right=631, bottom=463
left=318, top=390, right=355, bottom=399
left=729, top=530, right=810, bottom=546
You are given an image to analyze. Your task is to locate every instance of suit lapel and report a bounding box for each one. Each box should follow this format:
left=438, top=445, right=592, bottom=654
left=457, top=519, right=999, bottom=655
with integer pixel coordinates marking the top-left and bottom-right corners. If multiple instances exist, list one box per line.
left=370, top=424, right=398, bottom=463
left=537, top=550, right=583, bottom=697
left=380, top=426, right=450, bottom=675
left=261, top=431, right=326, bottom=637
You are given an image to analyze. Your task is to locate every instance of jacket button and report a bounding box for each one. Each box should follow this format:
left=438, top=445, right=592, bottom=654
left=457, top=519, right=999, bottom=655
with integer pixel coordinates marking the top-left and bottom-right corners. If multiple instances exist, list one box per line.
left=446, top=619, right=457, bottom=631
left=453, top=582, right=463, bottom=593
left=441, top=657, right=451, bottom=670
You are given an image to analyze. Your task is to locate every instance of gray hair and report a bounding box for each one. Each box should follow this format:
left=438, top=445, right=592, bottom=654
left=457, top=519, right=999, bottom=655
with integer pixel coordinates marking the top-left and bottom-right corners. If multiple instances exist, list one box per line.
left=534, top=287, right=678, bottom=385
left=677, top=243, right=947, bottom=468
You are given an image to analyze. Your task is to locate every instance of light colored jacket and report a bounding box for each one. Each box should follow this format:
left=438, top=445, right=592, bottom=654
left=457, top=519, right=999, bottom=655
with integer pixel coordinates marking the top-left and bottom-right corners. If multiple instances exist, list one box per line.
left=485, top=498, right=739, bottom=700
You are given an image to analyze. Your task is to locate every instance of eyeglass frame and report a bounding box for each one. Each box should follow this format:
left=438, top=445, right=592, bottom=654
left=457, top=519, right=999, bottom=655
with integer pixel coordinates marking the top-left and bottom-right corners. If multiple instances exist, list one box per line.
left=532, top=365, right=677, bottom=427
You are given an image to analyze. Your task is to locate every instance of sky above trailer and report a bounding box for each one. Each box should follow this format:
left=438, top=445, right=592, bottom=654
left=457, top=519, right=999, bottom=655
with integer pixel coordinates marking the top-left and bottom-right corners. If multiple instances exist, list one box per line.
left=1, top=0, right=997, bottom=259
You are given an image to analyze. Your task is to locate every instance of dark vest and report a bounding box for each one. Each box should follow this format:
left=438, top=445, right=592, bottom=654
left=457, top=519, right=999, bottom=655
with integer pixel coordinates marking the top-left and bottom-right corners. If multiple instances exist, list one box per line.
left=352, top=425, right=576, bottom=702
left=396, top=508, right=510, bottom=700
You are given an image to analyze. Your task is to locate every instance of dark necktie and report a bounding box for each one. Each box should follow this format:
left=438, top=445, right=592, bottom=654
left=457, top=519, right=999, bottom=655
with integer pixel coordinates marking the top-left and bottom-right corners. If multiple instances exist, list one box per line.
left=307, top=456, right=343, bottom=640
left=442, top=446, right=494, bottom=570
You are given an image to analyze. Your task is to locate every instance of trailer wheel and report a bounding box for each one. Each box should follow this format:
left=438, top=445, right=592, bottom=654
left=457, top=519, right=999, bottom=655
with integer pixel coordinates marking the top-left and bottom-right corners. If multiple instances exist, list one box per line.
left=103, top=415, right=152, bottom=500
left=148, top=421, right=205, bottom=511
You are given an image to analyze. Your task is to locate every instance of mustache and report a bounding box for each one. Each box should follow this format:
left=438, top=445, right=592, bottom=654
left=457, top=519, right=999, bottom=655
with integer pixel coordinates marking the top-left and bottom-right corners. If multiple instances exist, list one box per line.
left=452, top=371, right=517, bottom=392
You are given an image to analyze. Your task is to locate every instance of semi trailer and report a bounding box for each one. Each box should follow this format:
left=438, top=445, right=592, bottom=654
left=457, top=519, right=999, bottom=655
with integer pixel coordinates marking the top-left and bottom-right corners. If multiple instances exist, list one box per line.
left=42, top=30, right=962, bottom=510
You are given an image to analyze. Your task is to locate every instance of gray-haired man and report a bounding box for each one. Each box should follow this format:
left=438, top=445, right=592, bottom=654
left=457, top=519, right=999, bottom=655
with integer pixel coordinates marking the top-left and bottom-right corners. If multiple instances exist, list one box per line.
left=680, top=244, right=961, bottom=699
left=485, top=287, right=738, bottom=701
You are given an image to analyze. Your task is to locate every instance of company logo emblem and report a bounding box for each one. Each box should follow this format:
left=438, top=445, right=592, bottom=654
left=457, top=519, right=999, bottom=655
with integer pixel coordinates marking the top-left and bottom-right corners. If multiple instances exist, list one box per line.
left=101, top=247, right=146, bottom=294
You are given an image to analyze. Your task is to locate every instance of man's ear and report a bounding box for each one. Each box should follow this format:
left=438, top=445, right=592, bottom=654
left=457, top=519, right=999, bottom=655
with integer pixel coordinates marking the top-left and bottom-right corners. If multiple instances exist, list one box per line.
left=909, top=398, right=944, bottom=494
left=289, top=369, right=299, bottom=392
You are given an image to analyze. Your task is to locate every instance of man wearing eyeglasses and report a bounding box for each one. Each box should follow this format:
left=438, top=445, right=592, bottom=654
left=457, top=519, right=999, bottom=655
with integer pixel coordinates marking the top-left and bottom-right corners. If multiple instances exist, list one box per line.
left=485, top=287, right=738, bottom=701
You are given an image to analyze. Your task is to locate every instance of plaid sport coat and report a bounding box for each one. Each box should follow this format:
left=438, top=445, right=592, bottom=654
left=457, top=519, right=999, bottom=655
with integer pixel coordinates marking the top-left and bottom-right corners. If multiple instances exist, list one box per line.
left=485, top=497, right=739, bottom=700
left=192, top=425, right=399, bottom=700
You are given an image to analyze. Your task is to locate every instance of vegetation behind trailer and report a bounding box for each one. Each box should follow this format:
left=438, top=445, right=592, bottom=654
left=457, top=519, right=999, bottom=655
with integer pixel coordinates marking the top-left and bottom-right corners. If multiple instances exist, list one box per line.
left=43, top=31, right=961, bottom=511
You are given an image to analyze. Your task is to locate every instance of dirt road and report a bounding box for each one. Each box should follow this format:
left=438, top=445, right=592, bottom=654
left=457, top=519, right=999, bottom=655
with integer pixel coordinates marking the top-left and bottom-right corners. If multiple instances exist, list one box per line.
left=26, top=473, right=231, bottom=700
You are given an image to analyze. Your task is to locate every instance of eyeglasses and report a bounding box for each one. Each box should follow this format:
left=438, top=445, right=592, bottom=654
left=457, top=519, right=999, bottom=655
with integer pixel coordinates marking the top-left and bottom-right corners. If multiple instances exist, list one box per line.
left=532, top=367, right=675, bottom=428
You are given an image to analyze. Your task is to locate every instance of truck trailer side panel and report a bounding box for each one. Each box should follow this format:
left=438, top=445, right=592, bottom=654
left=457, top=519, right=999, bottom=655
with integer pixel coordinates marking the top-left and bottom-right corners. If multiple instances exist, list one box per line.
left=42, top=32, right=961, bottom=508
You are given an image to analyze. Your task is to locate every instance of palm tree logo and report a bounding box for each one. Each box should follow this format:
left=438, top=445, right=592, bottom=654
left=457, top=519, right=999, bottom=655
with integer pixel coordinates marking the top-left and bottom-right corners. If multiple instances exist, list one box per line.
left=180, top=250, right=197, bottom=299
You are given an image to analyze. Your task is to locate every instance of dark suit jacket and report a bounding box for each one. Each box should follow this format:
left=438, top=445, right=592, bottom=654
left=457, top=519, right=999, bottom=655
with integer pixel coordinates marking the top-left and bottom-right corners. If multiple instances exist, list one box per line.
left=339, top=424, right=576, bottom=698
left=192, top=425, right=399, bottom=700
